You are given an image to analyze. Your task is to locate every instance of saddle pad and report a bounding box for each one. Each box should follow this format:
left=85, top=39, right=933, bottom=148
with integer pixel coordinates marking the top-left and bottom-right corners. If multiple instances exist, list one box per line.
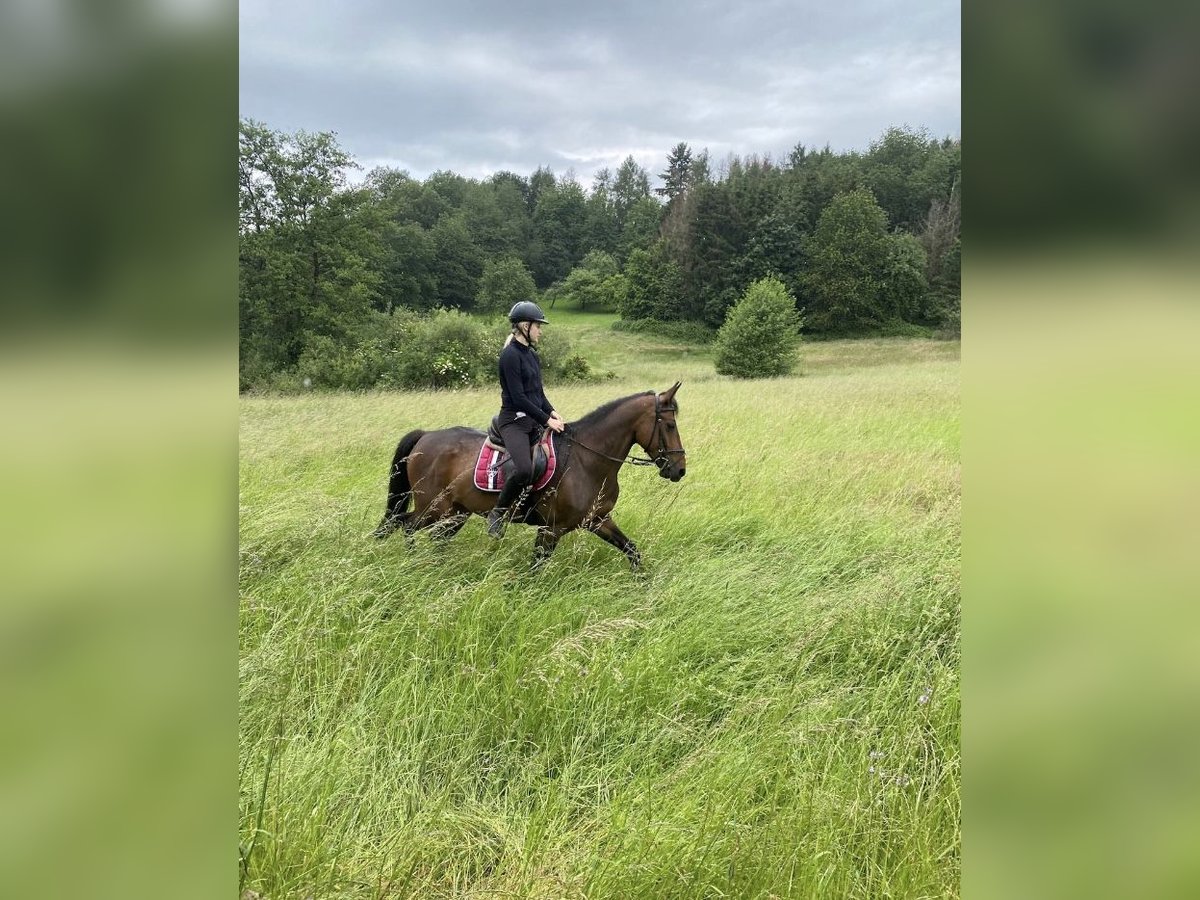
left=473, top=431, right=557, bottom=493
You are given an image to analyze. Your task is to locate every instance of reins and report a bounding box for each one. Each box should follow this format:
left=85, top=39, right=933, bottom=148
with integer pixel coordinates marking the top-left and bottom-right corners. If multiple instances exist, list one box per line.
left=559, top=393, right=686, bottom=470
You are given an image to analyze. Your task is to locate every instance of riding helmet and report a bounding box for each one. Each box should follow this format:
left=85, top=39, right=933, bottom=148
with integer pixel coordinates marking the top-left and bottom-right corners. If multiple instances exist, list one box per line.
left=508, top=301, right=549, bottom=324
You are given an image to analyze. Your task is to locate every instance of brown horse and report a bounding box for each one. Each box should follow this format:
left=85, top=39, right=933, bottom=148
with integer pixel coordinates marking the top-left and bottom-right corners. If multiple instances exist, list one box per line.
left=374, top=382, right=686, bottom=569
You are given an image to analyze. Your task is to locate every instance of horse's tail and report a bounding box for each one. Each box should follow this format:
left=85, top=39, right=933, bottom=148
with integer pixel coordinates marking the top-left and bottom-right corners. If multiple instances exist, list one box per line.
left=373, top=429, right=426, bottom=539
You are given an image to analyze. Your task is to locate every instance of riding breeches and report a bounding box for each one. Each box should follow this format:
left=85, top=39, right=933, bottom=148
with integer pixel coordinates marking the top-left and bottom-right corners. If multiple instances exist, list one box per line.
left=497, top=415, right=539, bottom=487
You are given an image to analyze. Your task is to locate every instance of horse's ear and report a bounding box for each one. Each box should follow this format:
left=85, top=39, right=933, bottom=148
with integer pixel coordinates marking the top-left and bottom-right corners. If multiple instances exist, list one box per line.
left=662, top=381, right=682, bottom=401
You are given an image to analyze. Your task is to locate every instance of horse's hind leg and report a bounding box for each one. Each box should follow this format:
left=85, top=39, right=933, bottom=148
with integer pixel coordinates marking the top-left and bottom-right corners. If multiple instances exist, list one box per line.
left=590, top=516, right=642, bottom=571
left=430, top=510, right=469, bottom=541
left=373, top=512, right=407, bottom=539
left=406, top=484, right=470, bottom=539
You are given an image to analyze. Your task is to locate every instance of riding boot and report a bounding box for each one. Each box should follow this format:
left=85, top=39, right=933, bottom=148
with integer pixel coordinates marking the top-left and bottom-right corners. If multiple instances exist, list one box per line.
left=486, top=477, right=527, bottom=539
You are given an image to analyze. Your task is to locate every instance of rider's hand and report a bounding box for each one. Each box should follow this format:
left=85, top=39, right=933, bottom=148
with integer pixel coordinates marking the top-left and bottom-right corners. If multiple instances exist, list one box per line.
left=547, top=413, right=565, bottom=433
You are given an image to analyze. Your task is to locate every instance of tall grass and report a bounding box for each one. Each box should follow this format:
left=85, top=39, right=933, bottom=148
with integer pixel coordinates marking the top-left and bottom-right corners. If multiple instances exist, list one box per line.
left=240, top=329, right=960, bottom=898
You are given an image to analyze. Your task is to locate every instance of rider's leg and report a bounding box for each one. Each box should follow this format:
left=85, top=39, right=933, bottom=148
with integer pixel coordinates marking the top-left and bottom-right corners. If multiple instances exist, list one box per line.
left=487, top=422, right=535, bottom=538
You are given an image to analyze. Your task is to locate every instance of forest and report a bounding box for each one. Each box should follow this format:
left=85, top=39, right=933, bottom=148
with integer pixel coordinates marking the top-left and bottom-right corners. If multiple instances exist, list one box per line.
left=239, top=120, right=960, bottom=391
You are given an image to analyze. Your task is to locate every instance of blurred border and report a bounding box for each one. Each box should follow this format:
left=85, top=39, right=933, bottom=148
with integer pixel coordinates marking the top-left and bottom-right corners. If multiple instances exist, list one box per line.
left=3, top=1, right=1199, bottom=898
left=967, top=1, right=1200, bottom=898
left=0, top=3, right=236, bottom=899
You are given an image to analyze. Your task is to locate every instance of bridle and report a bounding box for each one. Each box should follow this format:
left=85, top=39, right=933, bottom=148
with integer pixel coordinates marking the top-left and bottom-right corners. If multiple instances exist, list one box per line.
left=560, top=393, right=686, bottom=471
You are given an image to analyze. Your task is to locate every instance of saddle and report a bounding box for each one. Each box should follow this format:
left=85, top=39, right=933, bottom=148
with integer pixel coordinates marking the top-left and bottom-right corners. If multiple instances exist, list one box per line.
left=473, top=416, right=557, bottom=493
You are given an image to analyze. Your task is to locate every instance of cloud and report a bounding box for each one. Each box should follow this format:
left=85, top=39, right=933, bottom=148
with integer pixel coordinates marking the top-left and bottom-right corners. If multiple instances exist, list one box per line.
left=239, top=0, right=960, bottom=187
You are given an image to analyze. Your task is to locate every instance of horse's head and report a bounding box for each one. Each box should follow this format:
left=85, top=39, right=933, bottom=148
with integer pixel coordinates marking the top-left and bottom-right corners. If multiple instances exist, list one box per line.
left=640, top=381, right=686, bottom=482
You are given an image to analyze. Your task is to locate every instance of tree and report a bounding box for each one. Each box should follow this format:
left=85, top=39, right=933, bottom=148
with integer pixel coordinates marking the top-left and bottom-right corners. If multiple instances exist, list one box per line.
left=239, top=121, right=381, bottom=381
left=621, top=248, right=656, bottom=320
left=919, top=176, right=960, bottom=286
left=584, top=168, right=619, bottom=255
left=690, top=148, right=712, bottom=187
left=656, top=142, right=694, bottom=206
left=558, top=268, right=606, bottom=311
left=527, top=166, right=556, bottom=214
left=475, top=257, right=536, bottom=315
left=617, top=196, right=663, bottom=262
left=378, top=222, right=437, bottom=311
left=613, top=155, right=651, bottom=226
left=620, top=243, right=686, bottom=321
left=738, top=180, right=808, bottom=295
left=683, top=182, right=747, bottom=326
left=546, top=250, right=625, bottom=312
left=714, top=277, right=803, bottom=378
left=430, top=214, right=484, bottom=309
left=238, top=119, right=280, bottom=234
left=800, top=187, right=928, bottom=331
left=579, top=249, right=619, bottom=277
left=425, top=170, right=471, bottom=210
left=366, top=167, right=446, bottom=228
left=924, top=236, right=960, bottom=329
left=883, top=231, right=929, bottom=323
left=862, top=126, right=952, bottom=232
left=488, top=176, right=534, bottom=258
left=529, top=179, right=588, bottom=287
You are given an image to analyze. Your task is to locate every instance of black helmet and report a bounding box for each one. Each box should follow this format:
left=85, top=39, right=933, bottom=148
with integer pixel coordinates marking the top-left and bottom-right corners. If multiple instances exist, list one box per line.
left=508, top=301, right=548, bottom=324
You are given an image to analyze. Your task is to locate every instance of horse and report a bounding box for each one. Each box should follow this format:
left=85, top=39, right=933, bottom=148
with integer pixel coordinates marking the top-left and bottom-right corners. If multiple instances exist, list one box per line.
left=373, top=382, right=687, bottom=569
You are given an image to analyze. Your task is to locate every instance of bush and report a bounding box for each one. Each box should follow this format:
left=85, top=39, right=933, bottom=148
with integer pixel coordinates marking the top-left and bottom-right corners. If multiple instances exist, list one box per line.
left=240, top=307, right=614, bottom=392
left=295, top=334, right=378, bottom=390
left=545, top=267, right=627, bottom=313
left=383, top=309, right=503, bottom=390
left=532, top=328, right=612, bottom=383
left=713, top=277, right=803, bottom=378
left=276, top=309, right=500, bottom=392
left=557, top=354, right=594, bottom=382
left=935, top=305, right=961, bottom=340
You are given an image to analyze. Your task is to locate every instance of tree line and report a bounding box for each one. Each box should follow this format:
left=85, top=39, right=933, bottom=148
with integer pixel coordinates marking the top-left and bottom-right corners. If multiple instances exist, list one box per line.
left=240, top=119, right=960, bottom=390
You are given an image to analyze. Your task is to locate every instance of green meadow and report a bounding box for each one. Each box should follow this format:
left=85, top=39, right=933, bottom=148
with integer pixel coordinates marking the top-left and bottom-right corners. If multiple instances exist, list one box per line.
left=239, top=311, right=960, bottom=899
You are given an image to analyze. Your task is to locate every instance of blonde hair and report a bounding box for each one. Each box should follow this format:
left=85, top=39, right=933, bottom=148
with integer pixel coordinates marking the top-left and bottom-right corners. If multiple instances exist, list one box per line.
left=503, top=332, right=515, bottom=348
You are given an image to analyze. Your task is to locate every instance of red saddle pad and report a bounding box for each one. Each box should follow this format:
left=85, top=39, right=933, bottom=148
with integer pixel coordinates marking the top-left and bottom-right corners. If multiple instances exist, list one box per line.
left=472, top=431, right=557, bottom=493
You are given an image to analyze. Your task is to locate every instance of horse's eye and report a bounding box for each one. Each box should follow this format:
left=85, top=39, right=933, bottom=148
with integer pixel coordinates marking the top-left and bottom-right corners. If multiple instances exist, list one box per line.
left=666, top=423, right=676, bottom=431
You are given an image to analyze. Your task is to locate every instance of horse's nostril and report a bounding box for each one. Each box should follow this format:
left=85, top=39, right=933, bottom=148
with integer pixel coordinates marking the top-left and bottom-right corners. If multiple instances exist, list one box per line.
left=679, top=468, right=686, bottom=478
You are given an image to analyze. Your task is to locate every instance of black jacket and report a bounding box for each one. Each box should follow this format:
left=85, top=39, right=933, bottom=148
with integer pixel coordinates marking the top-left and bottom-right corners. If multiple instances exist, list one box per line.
left=498, top=340, right=553, bottom=425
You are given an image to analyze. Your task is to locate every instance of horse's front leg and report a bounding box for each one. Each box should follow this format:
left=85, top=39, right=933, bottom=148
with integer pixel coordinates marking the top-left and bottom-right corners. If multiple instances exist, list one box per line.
left=590, top=516, right=642, bottom=571
left=532, top=528, right=561, bottom=570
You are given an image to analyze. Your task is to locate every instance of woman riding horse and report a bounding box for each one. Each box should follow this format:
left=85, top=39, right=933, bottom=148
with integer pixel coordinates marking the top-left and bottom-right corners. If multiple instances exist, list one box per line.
left=374, top=381, right=687, bottom=570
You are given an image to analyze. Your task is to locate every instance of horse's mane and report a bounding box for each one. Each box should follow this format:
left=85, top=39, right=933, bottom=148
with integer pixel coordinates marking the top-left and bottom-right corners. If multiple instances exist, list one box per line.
left=569, top=391, right=654, bottom=430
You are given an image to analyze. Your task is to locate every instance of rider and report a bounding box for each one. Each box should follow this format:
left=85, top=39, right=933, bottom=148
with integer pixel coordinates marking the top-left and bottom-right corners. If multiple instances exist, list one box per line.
left=487, top=300, right=566, bottom=538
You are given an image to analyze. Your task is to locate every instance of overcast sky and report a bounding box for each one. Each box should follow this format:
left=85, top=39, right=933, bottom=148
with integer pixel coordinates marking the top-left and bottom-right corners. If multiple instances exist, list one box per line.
left=239, top=0, right=959, bottom=189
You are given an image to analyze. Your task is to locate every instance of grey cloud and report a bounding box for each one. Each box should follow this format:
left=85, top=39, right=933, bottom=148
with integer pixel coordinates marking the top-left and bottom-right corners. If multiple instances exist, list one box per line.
left=240, top=0, right=959, bottom=186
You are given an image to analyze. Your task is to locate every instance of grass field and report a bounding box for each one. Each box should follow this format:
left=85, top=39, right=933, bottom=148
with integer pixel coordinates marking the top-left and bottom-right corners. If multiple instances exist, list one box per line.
left=239, top=315, right=960, bottom=899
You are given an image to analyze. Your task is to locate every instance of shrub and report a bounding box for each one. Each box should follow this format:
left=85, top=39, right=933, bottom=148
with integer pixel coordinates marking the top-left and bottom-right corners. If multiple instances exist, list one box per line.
left=295, top=332, right=383, bottom=390
left=383, top=309, right=501, bottom=390
left=935, top=305, right=961, bottom=340
left=241, top=307, right=614, bottom=392
left=288, top=309, right=501, bottom=392
left=713, top=277, right=803, bottom=378
left=557, top=354, right=594, bottom=382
